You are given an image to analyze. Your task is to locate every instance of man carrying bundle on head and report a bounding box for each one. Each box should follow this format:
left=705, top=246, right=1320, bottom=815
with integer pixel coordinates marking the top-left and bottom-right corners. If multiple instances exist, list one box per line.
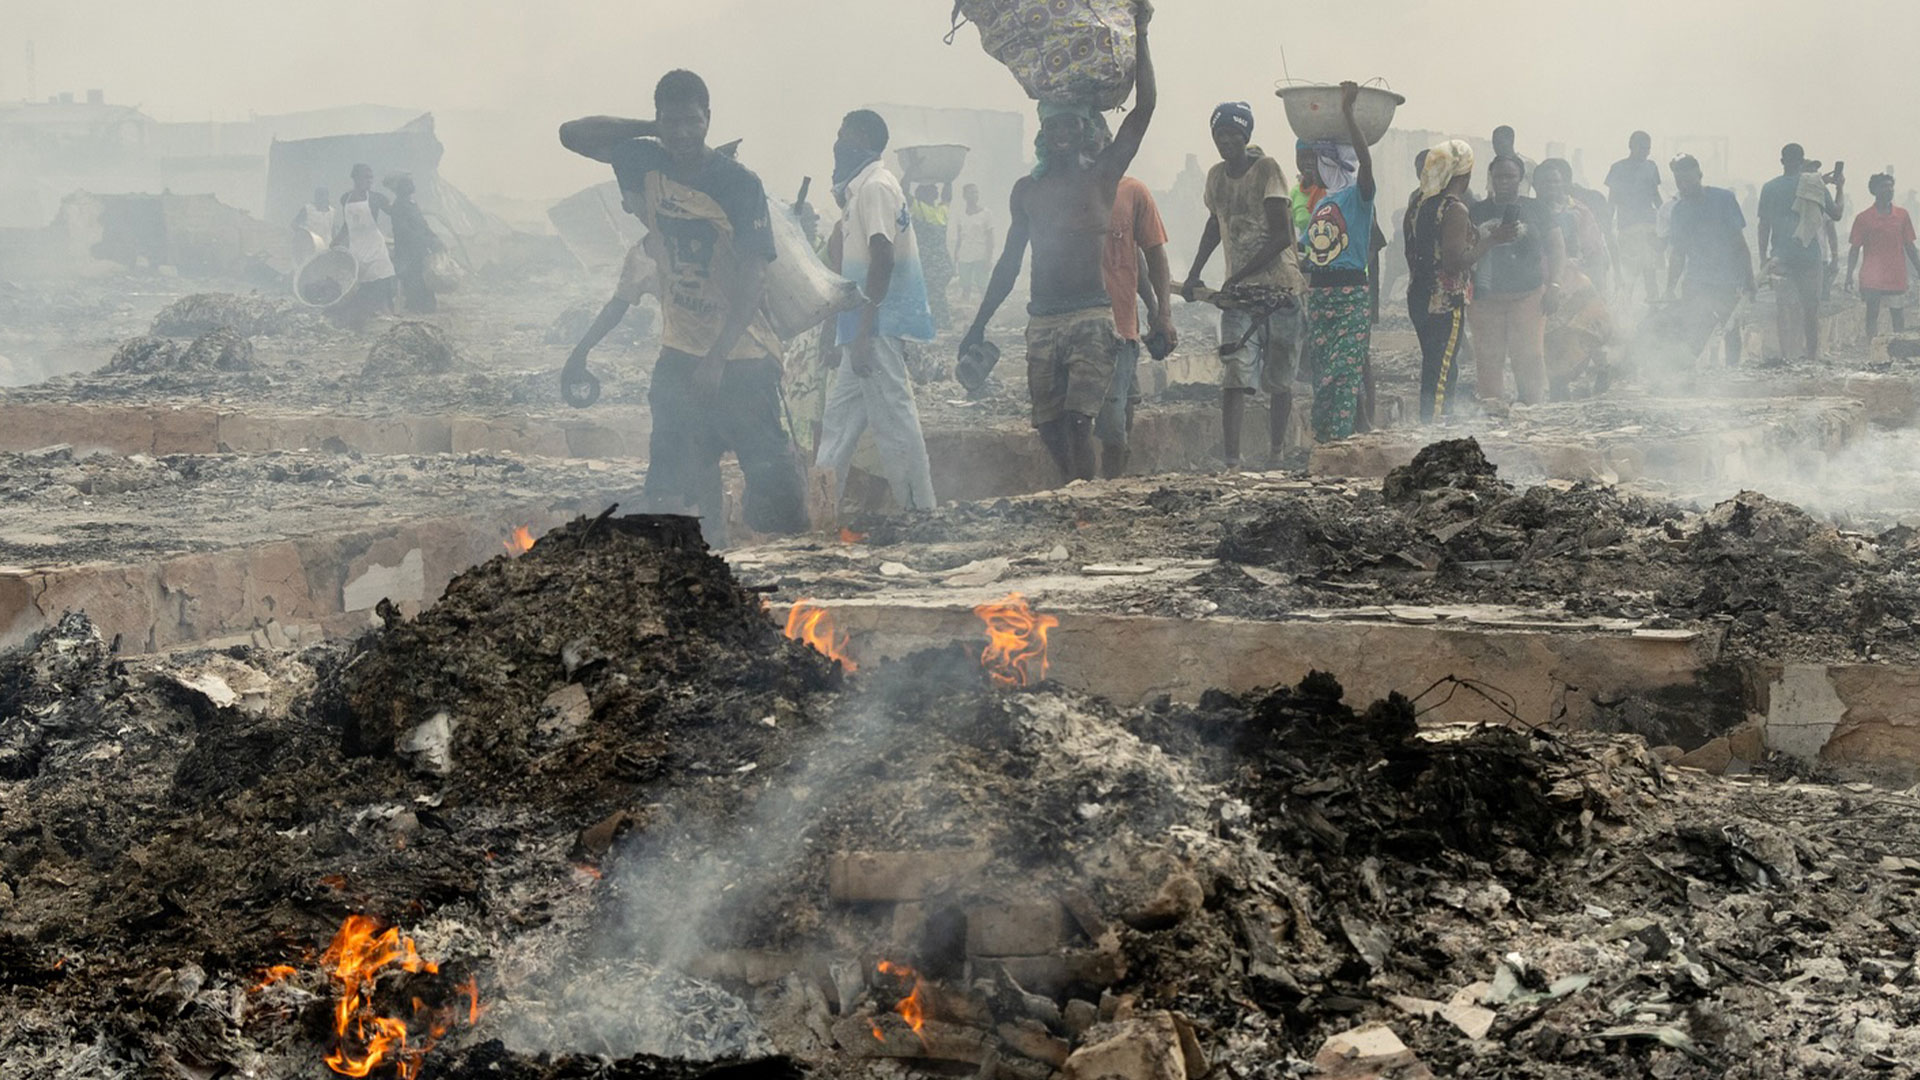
left=957, top=0, right=1157, bottom=485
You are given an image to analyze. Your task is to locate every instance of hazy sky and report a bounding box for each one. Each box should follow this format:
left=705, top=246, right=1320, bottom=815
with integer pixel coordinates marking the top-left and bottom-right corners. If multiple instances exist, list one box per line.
left=8, top=0, right=1919, bottom=205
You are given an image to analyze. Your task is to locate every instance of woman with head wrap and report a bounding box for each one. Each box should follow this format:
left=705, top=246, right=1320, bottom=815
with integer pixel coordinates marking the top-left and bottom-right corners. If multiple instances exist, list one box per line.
left=1297, top=82, right=1378, bottom=443
left=1180, top=98, right=1306, bottom=469
left=1407, top=139, right=1510, bottom=421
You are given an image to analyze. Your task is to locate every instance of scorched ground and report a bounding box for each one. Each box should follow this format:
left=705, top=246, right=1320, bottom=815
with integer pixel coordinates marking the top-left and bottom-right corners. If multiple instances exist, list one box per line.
left=3, top=510, right=1920, bottom=1078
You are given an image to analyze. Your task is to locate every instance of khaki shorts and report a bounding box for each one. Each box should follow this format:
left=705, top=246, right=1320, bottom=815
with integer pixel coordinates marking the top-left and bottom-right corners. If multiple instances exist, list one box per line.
left=1220, top=307, right=1302, bottom=394
left=1026, top=307, right=1119, bottom=426
left=614, top=241, right=658, bottom=305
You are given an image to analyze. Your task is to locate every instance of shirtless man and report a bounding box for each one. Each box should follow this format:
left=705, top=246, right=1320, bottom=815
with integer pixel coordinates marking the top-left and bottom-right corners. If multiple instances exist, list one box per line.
left=957, top=0, right=1156, bottom=484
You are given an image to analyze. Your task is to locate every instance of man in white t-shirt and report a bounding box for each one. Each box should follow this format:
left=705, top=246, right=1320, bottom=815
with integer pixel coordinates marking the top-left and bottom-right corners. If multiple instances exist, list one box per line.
left=951, top=183, right=996, bottom=308
left=820, top=109, right=938, bottom=511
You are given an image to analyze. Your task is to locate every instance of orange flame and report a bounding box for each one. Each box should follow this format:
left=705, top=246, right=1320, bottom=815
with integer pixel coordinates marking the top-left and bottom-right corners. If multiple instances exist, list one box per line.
left=874, top=960, right=928, bottom=1041
left=784, top=599, right=857, bottom=673
left=503, top=526, right=535, bottom=555
left=251, top=964, right=299, bottom=992
left=839, top=527, right=868, bottom=544
left=459, top=975, right=487, bottom=1025
left=974, top=593, right=1059, bottom=688
left=314, top=914, right=479, bottom=1080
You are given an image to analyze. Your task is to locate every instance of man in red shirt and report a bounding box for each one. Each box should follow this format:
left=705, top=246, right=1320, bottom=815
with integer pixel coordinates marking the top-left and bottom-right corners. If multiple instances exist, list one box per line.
left=1096, top=170, right=1177, bottom=478
left=1847, top=173, right=1920, bottom=335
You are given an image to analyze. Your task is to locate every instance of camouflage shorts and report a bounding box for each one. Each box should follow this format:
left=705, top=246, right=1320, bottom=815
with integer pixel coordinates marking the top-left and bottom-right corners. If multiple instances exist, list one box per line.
left=1025, top=307, right=1119, bottom=426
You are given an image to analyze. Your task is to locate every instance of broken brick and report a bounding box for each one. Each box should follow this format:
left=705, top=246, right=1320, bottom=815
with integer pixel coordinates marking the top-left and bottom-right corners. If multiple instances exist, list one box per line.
left=967, top=901, right=1067, bottom=957
left=828, top=849, right=993, bottom=903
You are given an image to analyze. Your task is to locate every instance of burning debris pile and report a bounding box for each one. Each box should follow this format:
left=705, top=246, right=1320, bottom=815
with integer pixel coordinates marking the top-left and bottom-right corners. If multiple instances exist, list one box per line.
left=7, top=511, right=1920, bottom=1078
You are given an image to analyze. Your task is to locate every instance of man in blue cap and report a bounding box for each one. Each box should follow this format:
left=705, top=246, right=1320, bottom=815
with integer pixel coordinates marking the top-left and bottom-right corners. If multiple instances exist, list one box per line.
left=957, top=0, right=1157, bottom=485
left=1181, top=100, right=1306, bottom=469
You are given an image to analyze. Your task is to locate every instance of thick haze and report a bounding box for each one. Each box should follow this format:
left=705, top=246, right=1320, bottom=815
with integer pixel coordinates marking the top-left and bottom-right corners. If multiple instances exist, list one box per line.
left=9, top=0, right=1920, bottom=205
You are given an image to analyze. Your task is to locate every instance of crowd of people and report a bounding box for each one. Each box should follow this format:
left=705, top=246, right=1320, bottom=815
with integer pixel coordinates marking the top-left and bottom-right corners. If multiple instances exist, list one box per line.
left=552, top=1, right=1919, bottom=546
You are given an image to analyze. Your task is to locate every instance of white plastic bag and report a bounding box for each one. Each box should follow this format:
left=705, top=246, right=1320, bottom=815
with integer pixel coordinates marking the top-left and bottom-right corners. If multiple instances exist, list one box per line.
left=953, top=0, right=1141, bottom=109
left=762, top=198, right=862, bottom=341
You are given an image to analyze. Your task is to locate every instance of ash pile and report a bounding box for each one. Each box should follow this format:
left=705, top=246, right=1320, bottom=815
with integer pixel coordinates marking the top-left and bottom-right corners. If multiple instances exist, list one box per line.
left=5, top=514, right=1920, bottom=1078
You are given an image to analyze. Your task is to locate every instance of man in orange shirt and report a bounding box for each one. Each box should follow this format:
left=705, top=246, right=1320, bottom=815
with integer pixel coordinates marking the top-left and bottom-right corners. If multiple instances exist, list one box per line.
left=1092, top=127, right=1178, bottom=478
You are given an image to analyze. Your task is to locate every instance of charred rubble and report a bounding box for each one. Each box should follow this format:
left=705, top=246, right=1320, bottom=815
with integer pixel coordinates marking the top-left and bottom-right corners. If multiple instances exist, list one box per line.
left=3, top=512, right=1920, bottom=1078
left=827, top=437, right=1920, bottom=665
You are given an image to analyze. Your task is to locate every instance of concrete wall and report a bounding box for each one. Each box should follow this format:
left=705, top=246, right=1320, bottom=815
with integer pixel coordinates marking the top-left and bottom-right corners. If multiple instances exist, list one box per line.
left=816, top=600, right=1719, bottom=731
left=0, top=492, right=641, bottom=653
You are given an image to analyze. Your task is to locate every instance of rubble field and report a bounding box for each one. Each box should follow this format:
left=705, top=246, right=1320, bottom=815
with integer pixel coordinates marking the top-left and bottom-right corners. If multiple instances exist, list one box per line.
left=4, top=513, right=1920, bottom=1080
left=3, top=285, right=656, bottom=417
left=740, top=438, right=1920, bottom=668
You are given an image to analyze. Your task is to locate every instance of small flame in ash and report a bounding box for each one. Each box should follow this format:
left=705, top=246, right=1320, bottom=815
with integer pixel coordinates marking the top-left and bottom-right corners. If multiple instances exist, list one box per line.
left=874, top=960, right=928, bottom=1040
left=459, top=975, right=486, bottom=1026
left=251, top=964, right=299, bottom=992
left=784, top=599, right=857, bottom=673
left=839, top=527, right=868, bottom=544
left=974, top=593, right=1059, bottom=688
left=503, top=525, right=536, bottom=555
left=306, top=914, right=477, bottom=1079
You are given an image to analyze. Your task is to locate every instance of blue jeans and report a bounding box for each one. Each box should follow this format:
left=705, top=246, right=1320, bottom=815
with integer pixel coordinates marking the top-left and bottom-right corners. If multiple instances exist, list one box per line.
left=1094, top=338, right=1141, bottom=446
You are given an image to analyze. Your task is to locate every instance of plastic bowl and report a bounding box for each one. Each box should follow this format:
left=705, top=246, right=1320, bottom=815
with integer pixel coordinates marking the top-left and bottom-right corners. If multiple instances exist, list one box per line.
left=895, top=144, right=972, bottom=185
left=1274, top=85, right=1405, bottom=147
left=294, top=249, right=359, bottom=308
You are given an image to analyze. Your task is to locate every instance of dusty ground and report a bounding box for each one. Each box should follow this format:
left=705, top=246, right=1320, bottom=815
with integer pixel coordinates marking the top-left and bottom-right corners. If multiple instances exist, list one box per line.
left=3, top=515, right=1919, bottom=1080
left=1, top=271, right=655, bottom=415
left=0, top=446, right=650, bottom=567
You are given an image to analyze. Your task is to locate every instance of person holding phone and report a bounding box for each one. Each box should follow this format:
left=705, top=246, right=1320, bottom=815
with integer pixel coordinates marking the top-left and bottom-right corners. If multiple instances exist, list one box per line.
left=1466, top=155, right=1566, bottom=406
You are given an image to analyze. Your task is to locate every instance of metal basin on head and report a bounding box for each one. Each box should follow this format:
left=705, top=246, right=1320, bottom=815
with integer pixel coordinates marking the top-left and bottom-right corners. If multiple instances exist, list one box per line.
left=896, top=144, right=971, bottom=185
left=1275, top=84, right=1404, bottom=146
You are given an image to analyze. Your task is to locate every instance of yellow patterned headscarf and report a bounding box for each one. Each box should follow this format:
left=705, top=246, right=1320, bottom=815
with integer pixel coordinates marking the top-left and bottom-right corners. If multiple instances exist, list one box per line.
left=1420, top=139, right=1475, bottom=198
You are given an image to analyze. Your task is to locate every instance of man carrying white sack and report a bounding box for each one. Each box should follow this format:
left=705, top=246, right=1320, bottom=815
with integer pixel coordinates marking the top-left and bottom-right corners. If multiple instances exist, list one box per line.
left=819, top=108, right=939, bottom=512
